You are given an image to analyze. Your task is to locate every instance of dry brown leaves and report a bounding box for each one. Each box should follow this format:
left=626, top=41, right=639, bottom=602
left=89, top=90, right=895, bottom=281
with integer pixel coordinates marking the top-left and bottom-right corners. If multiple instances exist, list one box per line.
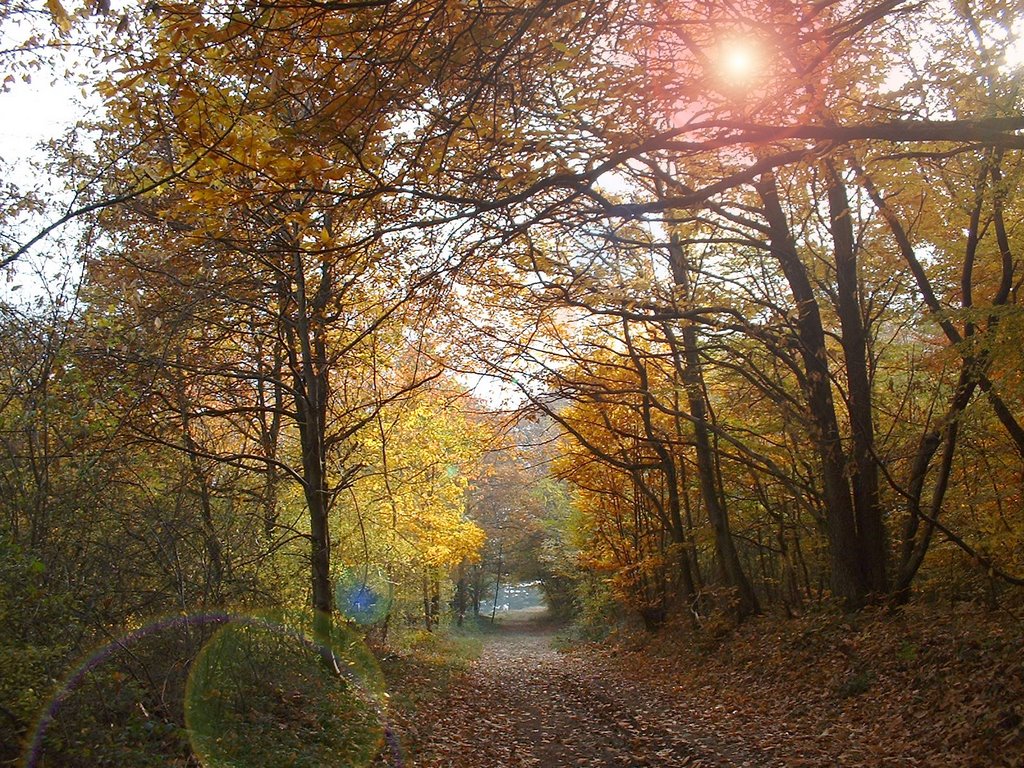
left=602, top=602, right=1024, bottom=767
left=384, top=603, right=1023, bottom=767
left=400, top=614, right=738, bottom=767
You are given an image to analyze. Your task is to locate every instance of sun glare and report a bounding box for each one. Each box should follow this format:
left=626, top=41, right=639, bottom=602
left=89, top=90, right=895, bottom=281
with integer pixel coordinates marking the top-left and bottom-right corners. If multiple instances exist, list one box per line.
left=1005, top=25, right=1024, bottom=72
left=719, top=38, right=760, bottom=87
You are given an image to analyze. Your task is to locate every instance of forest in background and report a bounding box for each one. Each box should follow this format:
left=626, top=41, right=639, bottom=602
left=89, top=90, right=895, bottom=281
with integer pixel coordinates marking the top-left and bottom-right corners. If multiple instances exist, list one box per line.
left=2, top=0, right=1023, bottom=764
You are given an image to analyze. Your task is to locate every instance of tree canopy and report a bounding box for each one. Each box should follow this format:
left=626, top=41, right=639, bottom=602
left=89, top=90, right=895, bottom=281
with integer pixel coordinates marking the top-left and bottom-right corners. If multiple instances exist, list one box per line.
left=2, top=0, right=1024, bottom=761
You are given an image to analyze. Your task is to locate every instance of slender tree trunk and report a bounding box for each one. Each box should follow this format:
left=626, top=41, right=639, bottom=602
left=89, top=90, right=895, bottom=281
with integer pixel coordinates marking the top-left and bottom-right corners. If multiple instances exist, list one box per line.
left=422, top=571, right=433, bottom=631
left=456, top=559, right=467, bottom=626
left=295, top=374, right=333, bottom=621
left=779, top=517, right=803, bottom=614
left=287, top=245, right=335, bottom=630
left=258, top=295, right=285, bottom=539
left=175, top=353, right=223, bottom=603
left=677, top=452, right=704, bottom=596
left=490, top=541, right=504, bottom=624
left=859, top=158, right=1021, bottom=599
left=631, top=355, right=696, bottom=609
left=665, top=236, right=759, bottom=619
left=793, top=529, right=814, bottom=602
left=431, top=574, right=441, bottom=624
left=893, top=368, right=978, bottom=601
left=472, top=563, right=482, bottom=616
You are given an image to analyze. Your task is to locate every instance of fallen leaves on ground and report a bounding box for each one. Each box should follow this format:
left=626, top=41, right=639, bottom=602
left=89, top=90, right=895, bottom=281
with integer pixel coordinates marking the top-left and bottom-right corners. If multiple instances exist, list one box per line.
left=384, top=603, right=1024, bottom=767
left=391, top=614, right=753, bottom=767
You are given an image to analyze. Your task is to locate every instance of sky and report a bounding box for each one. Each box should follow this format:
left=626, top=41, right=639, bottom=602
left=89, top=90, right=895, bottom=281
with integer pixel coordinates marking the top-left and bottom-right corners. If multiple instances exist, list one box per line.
left=1, top=78, right=80, bottom=163
left=3, top=8, right=1023, bottom=302
left=1, top=9, right=87, bottom=173
left=1, top=74, right=83, bottom=302
left=1, top=10, right=101, bottom=302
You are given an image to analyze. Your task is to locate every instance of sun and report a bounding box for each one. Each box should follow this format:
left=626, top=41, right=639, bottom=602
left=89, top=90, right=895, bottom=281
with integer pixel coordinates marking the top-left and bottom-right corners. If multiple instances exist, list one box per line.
left=719, top=37, right=761, bottom=87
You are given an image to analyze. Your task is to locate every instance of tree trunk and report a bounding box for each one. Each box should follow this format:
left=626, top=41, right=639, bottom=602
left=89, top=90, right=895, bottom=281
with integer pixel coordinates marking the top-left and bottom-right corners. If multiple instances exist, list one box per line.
left=472, top=563, right=482, bottom=616
left=286, top=245, right=335, bottom=628
left=490, top=541, right=504, bottom=624
left=455, top=559, right=467, bottom=626
left=431, top=573, right=441, bottom=624
left=624, top=338, right=697, bottom=610
left=665, top=236, right=760, bottom=619
left=825, top=160, right=887, bottom=595
left=757, top=172, right=867, bottom=608
left=422, top=571, right=434, bottom=631
left=893, top=368, right=978, bottom=601
left=175, top=354, right=223, bottom=603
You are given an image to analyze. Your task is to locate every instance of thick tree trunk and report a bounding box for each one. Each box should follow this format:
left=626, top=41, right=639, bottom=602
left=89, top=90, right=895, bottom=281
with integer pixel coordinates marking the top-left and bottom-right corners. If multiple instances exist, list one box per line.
left=757, top=172, right=867, bottom=607
left=825, top=161, right=887, bottom=595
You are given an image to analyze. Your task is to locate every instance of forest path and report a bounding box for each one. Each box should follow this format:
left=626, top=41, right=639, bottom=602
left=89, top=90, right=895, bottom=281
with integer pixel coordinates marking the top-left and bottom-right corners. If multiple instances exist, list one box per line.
left=408, top=609, right=760, bottom=768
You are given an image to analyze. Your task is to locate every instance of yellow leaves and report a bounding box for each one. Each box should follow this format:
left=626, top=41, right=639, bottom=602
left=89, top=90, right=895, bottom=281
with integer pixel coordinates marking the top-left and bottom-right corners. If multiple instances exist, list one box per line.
left=338, top=392, right=491, bottom=577
left=301, top=155, right=327, bottom=175
left=45, top=0, right=72, bottom=33
left=420, top=519, right=486, bottom=568
left=187, top=186, right=222, bottom=206
left=95, top=78, right=117, bottom=99
left=320, top=165, right=351, bottom=181
left=268, top=155, right=300, bottom=178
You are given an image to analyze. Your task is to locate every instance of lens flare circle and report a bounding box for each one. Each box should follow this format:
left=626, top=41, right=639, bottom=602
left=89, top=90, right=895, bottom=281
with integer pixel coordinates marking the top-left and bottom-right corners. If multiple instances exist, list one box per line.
left=25, top=612, right=395, bottom=768
left=23, top=612, right=232, bottom=768
left=185, top=611, right=387, bottom=768
left=335, top=568, right=393, bottom=626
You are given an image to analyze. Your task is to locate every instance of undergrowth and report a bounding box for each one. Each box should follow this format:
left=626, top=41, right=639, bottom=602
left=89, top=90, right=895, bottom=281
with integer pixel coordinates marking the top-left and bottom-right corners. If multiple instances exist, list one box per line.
left=374, top=617, right=492, bottom=764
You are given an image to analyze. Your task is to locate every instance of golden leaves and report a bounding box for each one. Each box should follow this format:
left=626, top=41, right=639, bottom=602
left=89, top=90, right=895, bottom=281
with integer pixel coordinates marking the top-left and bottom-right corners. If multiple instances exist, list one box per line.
left=45, top=0, right=72, bottom=33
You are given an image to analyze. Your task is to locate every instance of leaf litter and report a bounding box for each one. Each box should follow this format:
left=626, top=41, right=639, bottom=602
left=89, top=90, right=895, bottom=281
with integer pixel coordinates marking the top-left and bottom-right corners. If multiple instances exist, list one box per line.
left=386, top=603, right=1024, bottom=767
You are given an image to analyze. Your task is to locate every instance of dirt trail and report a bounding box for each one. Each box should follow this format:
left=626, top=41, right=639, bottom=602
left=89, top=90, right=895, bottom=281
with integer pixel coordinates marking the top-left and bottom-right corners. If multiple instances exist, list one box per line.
left=409, top=609, right=761, bottom=768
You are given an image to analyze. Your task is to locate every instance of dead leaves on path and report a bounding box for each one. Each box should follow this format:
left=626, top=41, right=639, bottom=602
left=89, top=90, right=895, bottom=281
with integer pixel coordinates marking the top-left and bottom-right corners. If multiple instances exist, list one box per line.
left=599, top=603, right=1024, bottom=767
left=388, top=604, right=1023, bottom=767
left=404, top=622, right=740, bottom=767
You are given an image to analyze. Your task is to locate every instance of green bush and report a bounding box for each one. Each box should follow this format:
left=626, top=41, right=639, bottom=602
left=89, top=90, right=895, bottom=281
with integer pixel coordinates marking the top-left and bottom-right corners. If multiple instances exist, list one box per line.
left=0, top=541, right=76, bottom=762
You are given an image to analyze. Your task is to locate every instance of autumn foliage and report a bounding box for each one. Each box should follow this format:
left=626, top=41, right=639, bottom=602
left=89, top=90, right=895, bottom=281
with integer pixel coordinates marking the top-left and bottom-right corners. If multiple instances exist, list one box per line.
left=1, top=0, right=1024, bottom=763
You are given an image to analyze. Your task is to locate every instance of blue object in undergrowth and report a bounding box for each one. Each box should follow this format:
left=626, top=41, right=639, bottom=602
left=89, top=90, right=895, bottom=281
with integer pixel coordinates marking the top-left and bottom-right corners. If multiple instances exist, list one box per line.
left=335, top=569, right=393, bottom=626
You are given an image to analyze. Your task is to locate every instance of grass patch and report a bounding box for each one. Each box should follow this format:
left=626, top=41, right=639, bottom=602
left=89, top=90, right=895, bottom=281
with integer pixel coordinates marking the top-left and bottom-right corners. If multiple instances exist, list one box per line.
left=379, top=621, right=486, bottom=699
left=374, top=619, right=491, bottom=763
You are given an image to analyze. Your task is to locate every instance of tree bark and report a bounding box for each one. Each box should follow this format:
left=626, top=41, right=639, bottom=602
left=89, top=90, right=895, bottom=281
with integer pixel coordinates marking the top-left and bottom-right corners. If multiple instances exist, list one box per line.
left=664, top=236, right=759, bottom=619
left=456, top=559, right=467, bottom=626
left=824, top=160, right=887, bottom=595
left=757, top=172, right=867, bottom=607
left=286, top=244, right=334, bottom=626
left=621, top=319, right=699, bottom=610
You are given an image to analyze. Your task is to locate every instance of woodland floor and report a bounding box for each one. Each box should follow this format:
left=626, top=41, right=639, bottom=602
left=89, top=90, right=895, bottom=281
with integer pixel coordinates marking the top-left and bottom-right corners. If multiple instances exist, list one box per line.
left=386, top=603, right=1024, bottom=768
